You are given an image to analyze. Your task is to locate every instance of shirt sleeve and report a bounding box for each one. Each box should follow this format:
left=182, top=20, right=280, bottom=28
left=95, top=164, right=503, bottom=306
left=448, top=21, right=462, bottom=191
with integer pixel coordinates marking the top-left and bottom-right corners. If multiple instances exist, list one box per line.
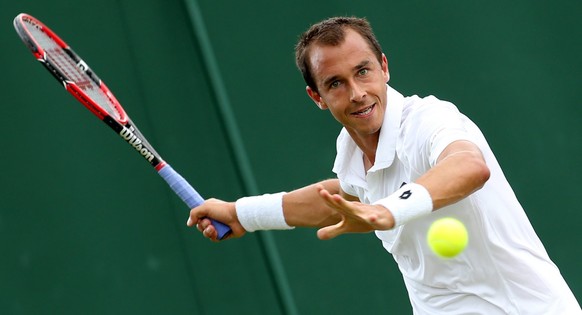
left=404, top=96, right=478, bottom=168
left=428, top=119, right=477, bottom=166
left=339, top=179, right=358, bottom=198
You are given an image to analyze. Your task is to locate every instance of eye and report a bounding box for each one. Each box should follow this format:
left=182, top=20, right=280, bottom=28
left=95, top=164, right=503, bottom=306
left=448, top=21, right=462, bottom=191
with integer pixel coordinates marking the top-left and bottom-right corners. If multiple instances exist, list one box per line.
left=358, top=68, right=369, bottom=76
left=330, top=81, right=341, bottom=89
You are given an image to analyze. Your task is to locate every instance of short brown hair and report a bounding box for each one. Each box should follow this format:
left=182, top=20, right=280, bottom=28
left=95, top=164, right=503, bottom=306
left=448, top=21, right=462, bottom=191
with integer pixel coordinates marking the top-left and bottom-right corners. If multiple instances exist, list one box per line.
left=295, top=17, right=383, bottom=93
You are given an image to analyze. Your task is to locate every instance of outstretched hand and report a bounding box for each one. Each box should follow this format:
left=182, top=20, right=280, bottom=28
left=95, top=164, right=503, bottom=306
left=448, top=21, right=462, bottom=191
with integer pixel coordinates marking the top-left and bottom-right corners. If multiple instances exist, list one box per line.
left=316, top=185, right=395, bottom=240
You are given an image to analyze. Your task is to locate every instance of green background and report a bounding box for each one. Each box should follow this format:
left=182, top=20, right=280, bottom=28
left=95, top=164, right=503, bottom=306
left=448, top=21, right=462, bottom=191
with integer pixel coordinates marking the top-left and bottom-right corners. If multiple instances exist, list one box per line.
left=1, top=0, right=580, bottom=314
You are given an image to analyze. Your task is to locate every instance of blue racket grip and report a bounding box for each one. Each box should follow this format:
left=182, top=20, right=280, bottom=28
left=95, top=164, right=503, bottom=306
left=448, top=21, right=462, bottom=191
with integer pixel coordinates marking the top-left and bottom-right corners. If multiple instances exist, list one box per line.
left=158, top=164, right=232, bottom=240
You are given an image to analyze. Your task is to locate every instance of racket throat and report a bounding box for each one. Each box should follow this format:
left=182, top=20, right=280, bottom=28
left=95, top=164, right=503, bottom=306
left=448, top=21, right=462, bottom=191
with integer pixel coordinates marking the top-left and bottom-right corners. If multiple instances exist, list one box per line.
left=102, top=116, right=163, bottom=168
left=119, top=125, right=156, bottom=162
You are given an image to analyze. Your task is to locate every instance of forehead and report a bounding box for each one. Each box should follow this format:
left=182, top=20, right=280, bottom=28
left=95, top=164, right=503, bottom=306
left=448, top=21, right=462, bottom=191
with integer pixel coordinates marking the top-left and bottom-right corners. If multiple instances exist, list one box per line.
left=308, top=29, right=377, bottom=83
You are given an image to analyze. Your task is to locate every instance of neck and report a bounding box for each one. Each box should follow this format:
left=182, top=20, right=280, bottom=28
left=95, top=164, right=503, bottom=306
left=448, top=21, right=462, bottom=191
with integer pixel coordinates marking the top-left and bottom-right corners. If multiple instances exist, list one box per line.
left=347, top=129, right=380, bottom=171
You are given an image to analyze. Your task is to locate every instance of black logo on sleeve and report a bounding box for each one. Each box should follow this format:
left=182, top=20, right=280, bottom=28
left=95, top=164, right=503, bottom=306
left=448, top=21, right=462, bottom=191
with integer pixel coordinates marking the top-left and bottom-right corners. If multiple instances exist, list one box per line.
left=399, top=190, right=412, bottom=199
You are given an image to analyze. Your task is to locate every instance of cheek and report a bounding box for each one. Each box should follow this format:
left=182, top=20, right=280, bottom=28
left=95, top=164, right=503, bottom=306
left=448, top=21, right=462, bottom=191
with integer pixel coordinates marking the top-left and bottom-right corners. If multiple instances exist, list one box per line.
left=321, top=91, right=352, bottom=123
left=328, top=108, right=344, bottom=123
left=326, top=105, right=349, bottom=124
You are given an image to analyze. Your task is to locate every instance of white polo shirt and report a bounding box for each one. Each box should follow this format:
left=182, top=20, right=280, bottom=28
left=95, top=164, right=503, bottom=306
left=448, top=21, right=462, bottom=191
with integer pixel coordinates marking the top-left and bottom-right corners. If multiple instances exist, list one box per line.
left=333, top=85, right=581, bottom=314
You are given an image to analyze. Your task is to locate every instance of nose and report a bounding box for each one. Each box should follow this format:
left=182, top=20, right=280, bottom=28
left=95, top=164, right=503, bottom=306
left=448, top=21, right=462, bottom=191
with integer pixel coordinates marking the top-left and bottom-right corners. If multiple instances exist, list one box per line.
left=349, top=81, right=366, bottom=103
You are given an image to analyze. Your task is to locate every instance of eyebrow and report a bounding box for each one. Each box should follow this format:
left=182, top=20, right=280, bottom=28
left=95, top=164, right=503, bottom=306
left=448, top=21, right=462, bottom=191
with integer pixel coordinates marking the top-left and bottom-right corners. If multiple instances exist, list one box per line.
left=320, top=59, right=372, bottom=88
left=321, top=75, right=340, bottom=88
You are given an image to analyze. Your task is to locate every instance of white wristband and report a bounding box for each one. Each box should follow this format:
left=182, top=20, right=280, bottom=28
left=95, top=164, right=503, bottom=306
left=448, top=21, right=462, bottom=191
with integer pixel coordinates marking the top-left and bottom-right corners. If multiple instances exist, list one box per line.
left=235, top=192, right=294, bottom=232
left=373, top=183, right=433, bottom=227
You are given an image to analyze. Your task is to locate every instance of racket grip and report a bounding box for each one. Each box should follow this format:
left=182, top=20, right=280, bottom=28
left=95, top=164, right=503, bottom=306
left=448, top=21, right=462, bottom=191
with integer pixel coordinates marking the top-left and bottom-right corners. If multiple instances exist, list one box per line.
left=158, top=164, right=232, bottom=240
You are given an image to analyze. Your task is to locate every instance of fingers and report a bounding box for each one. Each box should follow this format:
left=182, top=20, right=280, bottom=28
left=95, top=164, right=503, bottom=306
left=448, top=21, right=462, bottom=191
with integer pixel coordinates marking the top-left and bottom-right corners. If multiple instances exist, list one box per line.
left=318, top=186, right=340, bottom=205
left=201, top=230, right=218, bottom=242
left=316, top=186, right=395, bottom=238
left=186, top=199, right=242, bottom=242
left=315, top=187, right=352, bottom=240
left=187, top=204, right=220, bottom=241
left=192, top=217, right=219, bottom=241
left=317, top=222, right=347, bottom=240
left=318, top=186, right=359, bottom=217
left=201, top=225, right=218, bottom=240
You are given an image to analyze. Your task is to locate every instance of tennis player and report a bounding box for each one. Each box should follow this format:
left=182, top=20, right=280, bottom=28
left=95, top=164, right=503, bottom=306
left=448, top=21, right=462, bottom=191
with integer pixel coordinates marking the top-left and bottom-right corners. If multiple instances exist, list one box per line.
left=188, top=17, right=581, bottom=314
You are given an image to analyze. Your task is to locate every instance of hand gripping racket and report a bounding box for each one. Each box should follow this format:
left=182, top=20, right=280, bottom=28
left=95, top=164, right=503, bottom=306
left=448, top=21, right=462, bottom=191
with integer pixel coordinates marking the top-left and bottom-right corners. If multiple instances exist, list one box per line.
left=14, top=13, right=232, bottom=240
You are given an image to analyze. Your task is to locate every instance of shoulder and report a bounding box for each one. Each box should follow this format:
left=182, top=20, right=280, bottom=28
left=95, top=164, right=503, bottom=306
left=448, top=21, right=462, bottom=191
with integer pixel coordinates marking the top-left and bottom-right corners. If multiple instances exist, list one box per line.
left=398, top=94, right=483, bottom=167
left=396, top=94, right=468, bottom=163
left=401, top=94, right=462, bottom=124
left=399, top=94, right=467, bottom=141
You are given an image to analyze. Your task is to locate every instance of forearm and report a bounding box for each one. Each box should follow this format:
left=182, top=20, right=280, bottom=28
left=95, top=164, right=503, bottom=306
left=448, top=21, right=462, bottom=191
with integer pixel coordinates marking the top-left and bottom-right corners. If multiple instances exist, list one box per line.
left=283, top=179, right=343, bottom=227
left=416, top=142, right=490, bottom=210
left=371, top=141, right=489, bottom=230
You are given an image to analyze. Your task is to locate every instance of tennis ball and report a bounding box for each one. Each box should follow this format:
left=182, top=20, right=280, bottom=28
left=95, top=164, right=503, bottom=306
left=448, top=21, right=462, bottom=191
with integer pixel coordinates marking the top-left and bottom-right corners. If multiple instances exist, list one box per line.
left=427, top=217, right=468, bottom=258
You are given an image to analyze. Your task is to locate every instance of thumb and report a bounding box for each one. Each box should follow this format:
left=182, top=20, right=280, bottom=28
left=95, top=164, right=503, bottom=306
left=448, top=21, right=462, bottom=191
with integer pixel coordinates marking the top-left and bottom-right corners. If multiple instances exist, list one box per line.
left=317, top=221, right=347, bottom=240
left=187, top=203, right=209, bottom=227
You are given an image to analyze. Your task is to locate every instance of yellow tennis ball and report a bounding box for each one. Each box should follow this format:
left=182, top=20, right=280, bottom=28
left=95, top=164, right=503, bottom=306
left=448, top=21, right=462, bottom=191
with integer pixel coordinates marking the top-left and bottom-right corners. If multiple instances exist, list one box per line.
left=427, top=217, right=468, bottom=258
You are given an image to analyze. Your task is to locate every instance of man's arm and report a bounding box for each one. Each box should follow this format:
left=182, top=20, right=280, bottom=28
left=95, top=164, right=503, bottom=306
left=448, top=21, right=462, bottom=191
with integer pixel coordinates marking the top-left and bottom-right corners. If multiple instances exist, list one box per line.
left=282, top=179, right=358, bottom=227
left=188, top=140, right=489, bottom=241
left=187, top=179, right=356, bottom=241
left=415, top=140, right=490, bottom=209
left=316, top=140, right=490, bottom=239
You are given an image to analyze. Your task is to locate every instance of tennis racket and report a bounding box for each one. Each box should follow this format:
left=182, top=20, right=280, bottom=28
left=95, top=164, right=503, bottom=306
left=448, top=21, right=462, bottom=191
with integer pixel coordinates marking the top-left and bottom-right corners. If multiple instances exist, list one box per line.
left=14, top=13, right=232, bottom=240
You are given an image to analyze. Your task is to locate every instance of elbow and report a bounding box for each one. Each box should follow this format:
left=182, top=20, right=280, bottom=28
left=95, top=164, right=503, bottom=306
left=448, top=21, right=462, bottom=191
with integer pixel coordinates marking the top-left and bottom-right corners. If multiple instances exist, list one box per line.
left=473, top=158, right=491, bottom=190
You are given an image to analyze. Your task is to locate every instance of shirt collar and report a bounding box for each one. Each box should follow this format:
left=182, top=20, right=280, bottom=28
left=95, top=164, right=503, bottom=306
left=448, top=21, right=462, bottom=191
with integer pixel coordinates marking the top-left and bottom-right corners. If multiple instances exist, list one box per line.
left=332, top=85, right=404, bottom=184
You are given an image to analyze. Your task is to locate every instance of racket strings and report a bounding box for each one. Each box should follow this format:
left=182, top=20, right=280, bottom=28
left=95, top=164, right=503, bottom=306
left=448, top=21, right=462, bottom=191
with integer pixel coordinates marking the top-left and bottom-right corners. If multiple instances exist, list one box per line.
left=24, top=21, right=122, bottom=121
left=47, top=48, right=92, bottom=88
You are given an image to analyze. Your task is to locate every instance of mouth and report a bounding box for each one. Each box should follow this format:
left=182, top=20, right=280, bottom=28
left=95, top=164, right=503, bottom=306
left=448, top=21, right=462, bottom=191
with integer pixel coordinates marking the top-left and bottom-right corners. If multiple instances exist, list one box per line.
left=351, top=104, right=375, bottom=117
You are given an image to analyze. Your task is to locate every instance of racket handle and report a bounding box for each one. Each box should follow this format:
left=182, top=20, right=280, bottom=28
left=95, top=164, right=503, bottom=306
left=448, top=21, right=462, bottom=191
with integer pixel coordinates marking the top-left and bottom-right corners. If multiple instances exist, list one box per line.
left=158, top=164, right=232, bottom=240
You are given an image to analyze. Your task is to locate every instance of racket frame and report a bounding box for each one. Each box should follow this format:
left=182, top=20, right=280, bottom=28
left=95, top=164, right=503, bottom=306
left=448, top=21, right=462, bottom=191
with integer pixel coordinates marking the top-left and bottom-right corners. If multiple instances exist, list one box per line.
left=14, top=13, right=231, bottom=238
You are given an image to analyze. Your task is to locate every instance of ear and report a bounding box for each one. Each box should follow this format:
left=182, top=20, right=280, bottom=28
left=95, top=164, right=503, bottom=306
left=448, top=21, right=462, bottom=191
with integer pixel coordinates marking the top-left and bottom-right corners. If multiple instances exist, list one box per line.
left=306, top=86, right=328, bottom=110
left=381, top=53, right=390, bottom=83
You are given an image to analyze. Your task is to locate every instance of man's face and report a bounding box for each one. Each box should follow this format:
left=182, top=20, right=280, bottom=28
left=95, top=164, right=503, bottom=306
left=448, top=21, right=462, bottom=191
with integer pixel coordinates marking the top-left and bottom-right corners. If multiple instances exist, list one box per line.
left=306, top=29, right=389, bottom=141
